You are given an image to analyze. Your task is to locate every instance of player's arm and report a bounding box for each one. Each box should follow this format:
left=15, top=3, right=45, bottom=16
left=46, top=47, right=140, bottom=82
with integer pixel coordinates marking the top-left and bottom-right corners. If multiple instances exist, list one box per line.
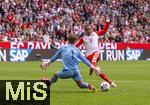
left=50, top=48, right=62, bottom=63
left=78, top=51, right=91, bottom=67
left=75, top=37, right=83, bottom=47
left=96, top=18, right=110, bottom=36
left=41, top=48, right=62, bottom=70
left=78, top=50, right=102, bottom=74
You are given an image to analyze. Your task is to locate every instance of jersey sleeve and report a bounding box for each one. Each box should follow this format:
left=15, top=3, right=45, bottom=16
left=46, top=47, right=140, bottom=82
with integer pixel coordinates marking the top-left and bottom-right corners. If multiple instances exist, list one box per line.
left=75, top=37, right=83, bottom=47
left=50, top=48, right=62, bottom=63
left=77, top=50, right=91, bottom=67
left=96, top=22, right=110, bottom=36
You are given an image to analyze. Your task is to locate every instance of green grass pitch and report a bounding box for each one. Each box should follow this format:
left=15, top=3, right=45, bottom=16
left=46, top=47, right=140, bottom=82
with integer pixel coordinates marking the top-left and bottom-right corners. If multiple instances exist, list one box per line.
left=0, top=61, right=150, bottom=105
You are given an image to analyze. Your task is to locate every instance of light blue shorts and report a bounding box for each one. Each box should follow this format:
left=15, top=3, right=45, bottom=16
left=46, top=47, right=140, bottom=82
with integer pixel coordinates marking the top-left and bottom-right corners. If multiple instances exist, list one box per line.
left=56, top=69, right=82, bottom=81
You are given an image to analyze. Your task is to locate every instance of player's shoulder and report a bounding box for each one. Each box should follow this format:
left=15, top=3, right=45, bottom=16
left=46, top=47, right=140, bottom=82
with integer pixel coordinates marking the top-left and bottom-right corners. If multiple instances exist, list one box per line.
left=61, top=44, right=74, bottom=49
left=61, top=44, right=70, bottom=49
left=59, top=45, right=67, bottom=50
left=89, top=32, right=99, bottom=38
left=60, top=44, right=79, bottom=50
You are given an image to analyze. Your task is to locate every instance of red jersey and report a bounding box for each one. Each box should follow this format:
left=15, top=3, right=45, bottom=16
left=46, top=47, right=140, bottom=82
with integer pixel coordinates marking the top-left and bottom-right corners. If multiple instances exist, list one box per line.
left=76, top=22, right=110, bottom=56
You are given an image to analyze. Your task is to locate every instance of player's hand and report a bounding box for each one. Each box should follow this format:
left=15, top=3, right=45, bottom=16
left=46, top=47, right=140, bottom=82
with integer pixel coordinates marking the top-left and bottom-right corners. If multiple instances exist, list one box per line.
left=95, top=69, right=101, bottom=75
left=95, top=66, right=102, bottom=75
left=40, top=61, right=50, bottom=70
left=90, top=65, right=102, bottom=75
left=90, top=65, right=102, bottom=71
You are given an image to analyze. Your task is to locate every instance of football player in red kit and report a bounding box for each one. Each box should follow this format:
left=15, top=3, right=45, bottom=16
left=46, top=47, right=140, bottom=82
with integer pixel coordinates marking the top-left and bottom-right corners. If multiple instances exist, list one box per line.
left=76, top=18, right=117, bottom=87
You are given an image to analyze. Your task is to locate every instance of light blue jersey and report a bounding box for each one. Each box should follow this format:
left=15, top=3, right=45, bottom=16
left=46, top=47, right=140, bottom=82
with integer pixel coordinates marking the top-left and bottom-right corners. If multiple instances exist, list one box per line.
left=50, top=44, right=92, bottom=70
left=49, top=44, right=93, bottom=87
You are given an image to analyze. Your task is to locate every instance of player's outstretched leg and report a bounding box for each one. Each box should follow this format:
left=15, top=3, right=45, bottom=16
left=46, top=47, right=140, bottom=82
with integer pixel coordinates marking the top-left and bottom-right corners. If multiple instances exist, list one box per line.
left=99, top=72, right=112, bottom=84
left=75, top=81, right=97, bottom=92
left=91, top=63, right=117, bottom=87
left=89, top=52, right=117, bottom=87
left=98, top=72, right=117, bottom=87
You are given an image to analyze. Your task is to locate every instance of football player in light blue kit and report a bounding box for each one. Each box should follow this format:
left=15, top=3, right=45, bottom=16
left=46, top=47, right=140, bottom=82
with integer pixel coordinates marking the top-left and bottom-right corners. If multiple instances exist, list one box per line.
left=41, top=36, right=101, bottom=91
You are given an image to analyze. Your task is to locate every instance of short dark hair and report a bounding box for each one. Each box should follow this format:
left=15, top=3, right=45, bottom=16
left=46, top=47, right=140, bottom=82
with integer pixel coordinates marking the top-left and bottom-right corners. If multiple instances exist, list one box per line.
left=68, top=35, right=77, bottom=44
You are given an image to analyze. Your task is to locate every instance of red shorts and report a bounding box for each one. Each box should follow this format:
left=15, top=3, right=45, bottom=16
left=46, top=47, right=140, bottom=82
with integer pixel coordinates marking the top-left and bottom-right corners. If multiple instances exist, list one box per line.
left=86, top=51, right=100, bottom=63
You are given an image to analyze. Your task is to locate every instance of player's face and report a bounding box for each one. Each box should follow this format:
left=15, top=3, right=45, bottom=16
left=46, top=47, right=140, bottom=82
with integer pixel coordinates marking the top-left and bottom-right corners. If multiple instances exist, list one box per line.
left=84, top=26, right=92, bottom=36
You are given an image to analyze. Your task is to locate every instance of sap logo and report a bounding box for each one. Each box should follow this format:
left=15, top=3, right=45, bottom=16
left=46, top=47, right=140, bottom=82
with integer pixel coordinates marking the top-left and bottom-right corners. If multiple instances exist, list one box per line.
left=126, top=50, right=143, bottom=60
left=10, top=49, right=31, bottom=62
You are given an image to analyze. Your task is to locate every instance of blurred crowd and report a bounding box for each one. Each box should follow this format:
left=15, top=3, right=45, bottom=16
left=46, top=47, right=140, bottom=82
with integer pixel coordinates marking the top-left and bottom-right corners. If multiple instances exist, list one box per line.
left=0, top=0, right=149, bottom=44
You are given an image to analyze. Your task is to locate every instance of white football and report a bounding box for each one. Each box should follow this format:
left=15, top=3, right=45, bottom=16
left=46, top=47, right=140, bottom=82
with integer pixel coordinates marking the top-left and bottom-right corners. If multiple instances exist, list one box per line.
left=100, top=82, right=110, bottom=91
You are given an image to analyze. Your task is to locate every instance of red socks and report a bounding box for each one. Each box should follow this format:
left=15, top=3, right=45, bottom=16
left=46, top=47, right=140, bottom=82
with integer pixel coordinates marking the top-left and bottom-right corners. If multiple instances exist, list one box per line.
left=90, top=62, right=112, bottom=85
left=99, top=72, right=112, bottom=84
